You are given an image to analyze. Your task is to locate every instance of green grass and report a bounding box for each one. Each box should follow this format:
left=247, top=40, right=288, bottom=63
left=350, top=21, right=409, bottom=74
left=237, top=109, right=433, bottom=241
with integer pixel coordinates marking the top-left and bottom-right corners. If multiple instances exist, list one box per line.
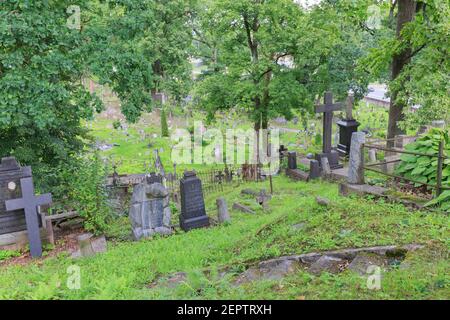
left=0, top=177, right=448, bottom=299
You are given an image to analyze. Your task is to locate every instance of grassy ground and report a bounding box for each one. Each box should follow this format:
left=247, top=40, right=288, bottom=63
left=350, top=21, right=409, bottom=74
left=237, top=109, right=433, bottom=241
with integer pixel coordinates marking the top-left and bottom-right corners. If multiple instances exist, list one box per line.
left=0, top=177, right=448, bottom=300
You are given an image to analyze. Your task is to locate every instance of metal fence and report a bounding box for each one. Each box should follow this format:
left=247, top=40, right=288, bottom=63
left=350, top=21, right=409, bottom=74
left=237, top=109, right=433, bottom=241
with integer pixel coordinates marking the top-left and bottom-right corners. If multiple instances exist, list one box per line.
left=362, top=136, right=448, bottom=198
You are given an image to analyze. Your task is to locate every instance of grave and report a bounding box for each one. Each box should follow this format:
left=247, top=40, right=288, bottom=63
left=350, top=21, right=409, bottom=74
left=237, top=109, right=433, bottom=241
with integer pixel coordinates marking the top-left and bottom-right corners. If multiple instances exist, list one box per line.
left=337, top=93, right=360, bottom=156
left=5, top=177, right=52, bottom=258
left=314, top=92, right=344, bottom=169
left=287, top=151, right=297, bottom=170
left=179, top=171, right=210, bottom=231
left=146, top=172, right=163, bottom=184
left=129, top=181, right=172, bottom=240
left=0, top=157, right=33, bottom=236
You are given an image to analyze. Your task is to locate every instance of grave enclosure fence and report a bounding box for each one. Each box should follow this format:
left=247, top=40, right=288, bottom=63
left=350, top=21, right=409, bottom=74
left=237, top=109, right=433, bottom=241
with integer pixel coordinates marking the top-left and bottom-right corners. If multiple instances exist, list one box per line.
left=361, top=136, right=448, bottom=200
left=106, top=164, right=248, bottom=203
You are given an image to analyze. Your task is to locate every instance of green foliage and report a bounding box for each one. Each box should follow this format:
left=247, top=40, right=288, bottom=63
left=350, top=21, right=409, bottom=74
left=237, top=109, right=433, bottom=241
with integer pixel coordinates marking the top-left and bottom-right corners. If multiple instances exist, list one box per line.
left=0, top=177, right=448, bottom=299
left=160, top=108, right=169, bottom=137
left=44, top=153, right=113, bottom=234
left=395, top=128, right=449, bottom=208
left=193, top=0, right=370, bottom=127
left=0, top=250, right=21, bottom=262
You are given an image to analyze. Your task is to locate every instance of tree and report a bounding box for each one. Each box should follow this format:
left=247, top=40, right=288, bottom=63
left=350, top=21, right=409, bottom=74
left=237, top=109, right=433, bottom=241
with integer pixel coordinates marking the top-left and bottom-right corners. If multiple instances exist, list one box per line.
left=387, top=0, right=417, bottom=145
left=360, top=0, right=449, bottom=140
left=161, top=108, right=169, bottom=137
left=0, top=0, right=194, bottom=178
left=193, top=0, right=370, bottom=161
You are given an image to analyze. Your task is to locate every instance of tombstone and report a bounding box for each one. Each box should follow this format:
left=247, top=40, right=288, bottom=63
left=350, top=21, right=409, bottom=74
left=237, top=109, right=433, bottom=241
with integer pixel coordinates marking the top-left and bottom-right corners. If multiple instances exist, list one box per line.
left=0, top=157, right=33, bottom=236
left=179, top=171, right=210, bottom=231
left=347, top=132, right=366, bottom=185
left=309, top=160, right=321, bottom=180
left=287, top=151, right=297, bottom=170
left=129, top=181, right=172, bottom=240
left=320, top=157, right=331, bottom=176
left=5, top=177, right=52, bottom=258
left=146, top=172, right=163, bottom=185
left=216, top=198, right=230, bottom=223
left=337, top=94, right=360, bottom=157
left=314, top=92, right=344, bottom=169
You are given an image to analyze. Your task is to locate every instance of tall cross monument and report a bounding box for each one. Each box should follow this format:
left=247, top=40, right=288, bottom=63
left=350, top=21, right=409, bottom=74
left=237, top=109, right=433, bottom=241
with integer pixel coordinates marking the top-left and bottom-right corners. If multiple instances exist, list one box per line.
left=5, top=177, right=52, bottom=258
left=315, top=91, right=344, bottom=169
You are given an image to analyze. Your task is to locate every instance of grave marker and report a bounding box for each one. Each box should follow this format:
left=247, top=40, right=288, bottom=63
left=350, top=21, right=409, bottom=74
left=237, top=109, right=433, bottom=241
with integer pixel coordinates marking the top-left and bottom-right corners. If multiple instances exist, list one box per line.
left=5, top=177, right=52, bottom=257
left=179, top=171, right=210, bottom=231
left=337, top=93, right=360, bottom=156
left=315, top=92, right=344, bottom=169
left=0, top=157, right=33, bottom=236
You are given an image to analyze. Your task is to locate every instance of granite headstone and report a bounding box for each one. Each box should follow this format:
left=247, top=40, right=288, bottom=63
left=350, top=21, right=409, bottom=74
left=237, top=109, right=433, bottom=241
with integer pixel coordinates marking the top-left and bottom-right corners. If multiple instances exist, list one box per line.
left=179, top=171, right=209, bottom=231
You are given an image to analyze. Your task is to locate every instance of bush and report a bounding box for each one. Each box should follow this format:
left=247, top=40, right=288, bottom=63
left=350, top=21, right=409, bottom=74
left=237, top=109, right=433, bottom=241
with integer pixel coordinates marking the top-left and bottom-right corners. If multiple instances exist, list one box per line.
left=37, top=153, right=113, bottom=234
left=161, top=108, right=169, bottom=137
left=395, top=128, right=449, bottom=210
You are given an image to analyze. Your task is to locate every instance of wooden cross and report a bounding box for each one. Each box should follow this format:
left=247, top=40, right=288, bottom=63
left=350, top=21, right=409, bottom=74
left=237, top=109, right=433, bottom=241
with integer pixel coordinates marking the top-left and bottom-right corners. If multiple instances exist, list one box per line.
left=315, top=92, right=343, bottom=154
left=5, top=177, right=52, bottom=258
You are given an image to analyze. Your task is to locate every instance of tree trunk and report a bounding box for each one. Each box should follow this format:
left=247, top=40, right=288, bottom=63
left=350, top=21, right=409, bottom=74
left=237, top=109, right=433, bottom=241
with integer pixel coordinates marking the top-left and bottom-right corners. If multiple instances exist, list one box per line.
left=387, top=0, right=417, bottom=147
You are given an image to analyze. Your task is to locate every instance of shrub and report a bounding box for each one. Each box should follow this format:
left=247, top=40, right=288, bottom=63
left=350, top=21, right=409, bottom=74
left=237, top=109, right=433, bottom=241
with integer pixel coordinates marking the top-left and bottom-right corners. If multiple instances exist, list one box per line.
left=395, top=128, right=449, bottom=210
left=38, top=153, right=113, bottom=234
left=161, top=108, right=169, bottom=137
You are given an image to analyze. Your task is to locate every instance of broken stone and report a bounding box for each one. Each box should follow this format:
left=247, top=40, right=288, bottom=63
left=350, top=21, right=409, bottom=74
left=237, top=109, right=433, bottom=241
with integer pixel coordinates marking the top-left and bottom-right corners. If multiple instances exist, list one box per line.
left=234, top=259, right=301, bottom=285
left=232, top=203, right=255, bottom=214
left=316, top=196, right=331, bottom=206
left=292, top=222, right=307, bottom=231
left=241, top=189, right=259, bottom=196
left=348, top=253, right=387, bottom=275
left=308, top=255, right=344, bottom=275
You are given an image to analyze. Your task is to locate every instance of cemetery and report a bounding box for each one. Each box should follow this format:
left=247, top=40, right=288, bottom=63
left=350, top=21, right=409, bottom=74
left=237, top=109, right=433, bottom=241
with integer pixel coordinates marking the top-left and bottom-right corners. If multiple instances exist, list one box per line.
left=0, top=0, right=448, bottom=301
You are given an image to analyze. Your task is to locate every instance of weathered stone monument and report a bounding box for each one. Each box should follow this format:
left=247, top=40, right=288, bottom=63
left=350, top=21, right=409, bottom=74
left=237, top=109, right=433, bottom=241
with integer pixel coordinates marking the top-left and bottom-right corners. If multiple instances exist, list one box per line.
left=347, top=132, right=366, bottom=184
left=0, top=157, right=53, bottom=257
left=216, top=198, right=230, bottom=223
left=5, top=177, right=52, bottom=258
left=287, top=151, right=297, bottom=170
left=315, top=92, right=344, bottom=169
left=0, top=157, right=33, bottom=236
left=146, top=172, right=163, bottom=185
left=337, top=93, right=360, bottom=156
left=309, top=160, right=321, bottom=180
left=129, top=181, right=172, bottom=240
left=179, top=171, right=210, bottom=231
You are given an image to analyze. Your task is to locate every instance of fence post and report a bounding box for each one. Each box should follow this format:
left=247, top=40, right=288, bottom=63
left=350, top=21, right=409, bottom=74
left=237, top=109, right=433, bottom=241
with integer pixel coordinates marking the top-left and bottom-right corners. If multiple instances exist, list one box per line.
left=436, top=139, right=444, bottom=197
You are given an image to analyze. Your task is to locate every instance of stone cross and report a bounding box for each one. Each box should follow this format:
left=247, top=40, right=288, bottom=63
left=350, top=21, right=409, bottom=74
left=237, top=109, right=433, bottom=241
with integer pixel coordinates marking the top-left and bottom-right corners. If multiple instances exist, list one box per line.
left=315, top=92, right=343, bottom=154
left=5, top=177, right=52, bottom=258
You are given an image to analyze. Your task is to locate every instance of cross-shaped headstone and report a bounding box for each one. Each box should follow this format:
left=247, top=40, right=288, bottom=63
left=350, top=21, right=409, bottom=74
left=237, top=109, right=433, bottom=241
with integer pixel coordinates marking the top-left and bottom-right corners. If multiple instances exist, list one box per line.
left=315, top=92, right=344, bottom=154
left=5, top=177, right=52, bottom=258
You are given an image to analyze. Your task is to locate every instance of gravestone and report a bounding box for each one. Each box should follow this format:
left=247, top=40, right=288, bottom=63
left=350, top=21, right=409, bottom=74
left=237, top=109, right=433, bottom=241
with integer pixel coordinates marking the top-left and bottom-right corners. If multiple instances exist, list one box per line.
left=314, top=92, right=344, bottom=169
left=347, top=132, right=366, bottom=185
left=129, top=181, right=172, bottom=240
left=216, top=198, right=230, bottom=223
left=287, top=151, right=297, bottom=170
left=337, top=94, right=360, bottom=156
left=309, top=160, right=321, bottom=180
left=179, top=171, right=210, bottom=231
left=0, top=157, right=33, bottom=236
left=5, top=177, right=52, bottom=258
left=146, top=172, right=163, bottom=185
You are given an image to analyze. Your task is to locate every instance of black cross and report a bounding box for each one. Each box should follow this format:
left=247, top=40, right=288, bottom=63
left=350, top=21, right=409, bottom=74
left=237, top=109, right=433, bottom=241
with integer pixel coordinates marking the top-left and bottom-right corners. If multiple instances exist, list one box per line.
left=5, top=177, right=52, bottom=258
left=315, top=92, right=343, bottom=154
